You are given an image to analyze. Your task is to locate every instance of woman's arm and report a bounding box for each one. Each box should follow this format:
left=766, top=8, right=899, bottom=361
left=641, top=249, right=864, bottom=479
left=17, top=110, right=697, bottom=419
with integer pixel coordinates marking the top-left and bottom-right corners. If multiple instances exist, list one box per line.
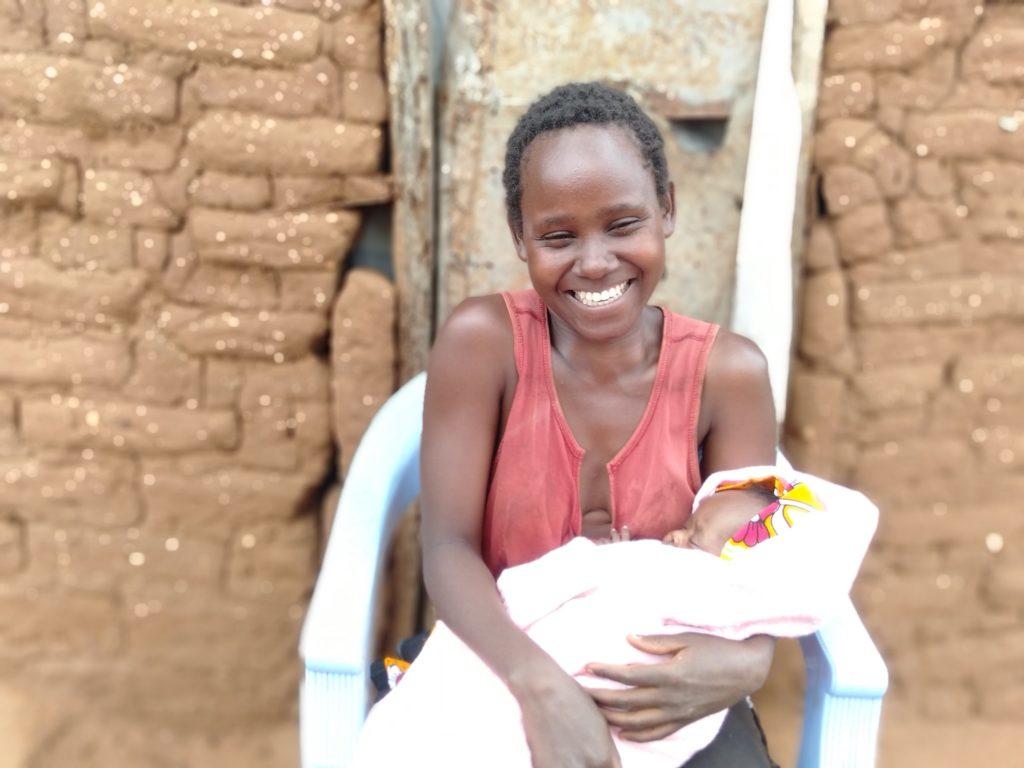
left=421, top=296, right=622, bottom=767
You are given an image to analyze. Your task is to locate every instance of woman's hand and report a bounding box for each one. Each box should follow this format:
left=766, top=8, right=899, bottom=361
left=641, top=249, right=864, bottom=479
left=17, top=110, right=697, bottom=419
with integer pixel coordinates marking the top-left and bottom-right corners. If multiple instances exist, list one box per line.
left=512, top=661, right=623, bottom=767
left=583, top=632, right=774, bottom=742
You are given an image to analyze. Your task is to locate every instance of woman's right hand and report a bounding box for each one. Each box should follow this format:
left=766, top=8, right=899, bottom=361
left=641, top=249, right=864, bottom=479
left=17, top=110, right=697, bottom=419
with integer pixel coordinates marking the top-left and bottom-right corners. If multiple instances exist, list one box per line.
left=513, top=662, right=622, bottom=768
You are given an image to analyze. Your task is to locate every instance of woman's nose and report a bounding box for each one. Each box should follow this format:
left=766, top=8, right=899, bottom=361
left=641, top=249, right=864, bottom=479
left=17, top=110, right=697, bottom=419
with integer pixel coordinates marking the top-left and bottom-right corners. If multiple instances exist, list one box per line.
left=572, top=239, right=617, bottom=279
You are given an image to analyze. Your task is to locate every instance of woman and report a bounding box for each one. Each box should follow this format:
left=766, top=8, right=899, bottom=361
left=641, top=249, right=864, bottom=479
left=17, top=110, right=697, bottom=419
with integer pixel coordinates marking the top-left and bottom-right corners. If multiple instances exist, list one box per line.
left=420, top=82, right=779, bottom=767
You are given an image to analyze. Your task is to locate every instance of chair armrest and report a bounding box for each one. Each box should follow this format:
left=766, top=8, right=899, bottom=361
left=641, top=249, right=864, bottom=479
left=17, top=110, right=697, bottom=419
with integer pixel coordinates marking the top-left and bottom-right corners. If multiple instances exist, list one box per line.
left=299, top=373, right=426, bottom=768
left=797, top=597, right=888, bottom=768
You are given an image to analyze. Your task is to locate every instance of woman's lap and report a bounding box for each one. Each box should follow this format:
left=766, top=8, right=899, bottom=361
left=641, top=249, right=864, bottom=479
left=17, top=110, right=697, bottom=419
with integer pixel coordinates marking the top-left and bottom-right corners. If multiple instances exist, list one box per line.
left=681, top=700, right=778, bottom=768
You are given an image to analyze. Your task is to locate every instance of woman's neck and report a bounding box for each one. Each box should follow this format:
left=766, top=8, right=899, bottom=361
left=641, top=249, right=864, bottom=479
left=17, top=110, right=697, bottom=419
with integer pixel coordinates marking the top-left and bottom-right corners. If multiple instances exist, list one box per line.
left=547, top=305, right=663, bottom=385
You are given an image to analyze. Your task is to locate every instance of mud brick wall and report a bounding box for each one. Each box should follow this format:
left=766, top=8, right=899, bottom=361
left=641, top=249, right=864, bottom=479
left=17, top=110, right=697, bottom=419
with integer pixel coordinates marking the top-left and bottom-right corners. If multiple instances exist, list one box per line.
left=0, top=0, right=394, bottom=763
left=788, top=0, right=1024, bottom=721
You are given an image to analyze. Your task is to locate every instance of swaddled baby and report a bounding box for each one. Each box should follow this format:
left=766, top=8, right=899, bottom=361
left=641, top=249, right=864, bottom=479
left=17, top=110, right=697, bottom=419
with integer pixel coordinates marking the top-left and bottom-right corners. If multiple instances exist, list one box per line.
left=354, top=469, right=874, bottom=768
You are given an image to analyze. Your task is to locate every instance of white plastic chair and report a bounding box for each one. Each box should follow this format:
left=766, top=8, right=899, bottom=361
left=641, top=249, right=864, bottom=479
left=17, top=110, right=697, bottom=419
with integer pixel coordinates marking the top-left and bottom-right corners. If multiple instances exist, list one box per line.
left=299, top=372, right=888, bottom=768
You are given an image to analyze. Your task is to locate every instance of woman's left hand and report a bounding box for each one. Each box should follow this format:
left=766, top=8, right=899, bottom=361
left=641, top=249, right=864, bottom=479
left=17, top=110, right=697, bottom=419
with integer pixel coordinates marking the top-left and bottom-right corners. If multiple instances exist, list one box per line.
left=583, top=632, right=774, bottom=742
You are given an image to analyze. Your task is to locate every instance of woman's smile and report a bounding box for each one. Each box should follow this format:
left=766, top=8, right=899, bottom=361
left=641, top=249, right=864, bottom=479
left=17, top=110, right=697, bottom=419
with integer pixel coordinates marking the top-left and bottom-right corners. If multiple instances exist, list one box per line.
left=566, top=278, right=635, bottom=308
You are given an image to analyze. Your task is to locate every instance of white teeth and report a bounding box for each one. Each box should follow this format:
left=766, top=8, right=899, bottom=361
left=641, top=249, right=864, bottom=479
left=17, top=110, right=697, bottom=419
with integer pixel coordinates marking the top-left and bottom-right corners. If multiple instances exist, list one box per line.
left=572, top=280, right=629, bottom=307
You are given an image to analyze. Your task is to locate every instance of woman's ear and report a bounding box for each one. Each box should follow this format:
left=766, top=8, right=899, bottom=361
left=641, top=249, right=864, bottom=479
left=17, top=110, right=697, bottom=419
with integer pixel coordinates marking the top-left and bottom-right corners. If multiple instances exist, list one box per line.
left=661, top=181, right=676, bottom=239
left=508, top=213, right=527, bottom=262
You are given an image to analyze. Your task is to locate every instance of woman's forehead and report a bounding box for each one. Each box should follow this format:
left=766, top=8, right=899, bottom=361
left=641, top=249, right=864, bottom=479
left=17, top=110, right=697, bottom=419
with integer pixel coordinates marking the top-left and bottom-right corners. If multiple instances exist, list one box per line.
left=520, top=125, right=656, bottom=210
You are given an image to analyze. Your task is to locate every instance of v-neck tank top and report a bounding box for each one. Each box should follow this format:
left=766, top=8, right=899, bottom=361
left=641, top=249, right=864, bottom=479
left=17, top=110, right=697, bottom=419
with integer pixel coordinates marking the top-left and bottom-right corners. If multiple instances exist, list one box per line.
left=481, top=288, right=719, bottom=576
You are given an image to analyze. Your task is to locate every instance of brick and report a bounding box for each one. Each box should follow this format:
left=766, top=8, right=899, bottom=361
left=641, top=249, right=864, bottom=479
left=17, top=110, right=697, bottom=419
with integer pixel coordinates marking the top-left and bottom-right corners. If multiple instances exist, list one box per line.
left=280, top=270, right=336, bottom=311
left=332, top=268, right=395, bottom=473
left=82, top=169, right=179, bottom=230
left=0, top=207, right=37, bottom=259
left=125, top=48, right=193, bottom=78
left=817, top=70, right=875, bottom=120
left=337, top=173, right=392, bottom=206
left=190, top=59, right=336, bottom=117
left=833, top=204, right=893, bottom=263
left=876, top=499, right=1019, bottom=548
left=175, top=264, right=278, bottom=309
left=813, top=119, right=875, bottom=168
left=855, top=406, right=927, bottom=443
left=0, top=259, right=148, bottom=326
left=275, top=0, right=373, bottom=18
left=205, top=358, right=244, bottom=408
left=848, top=241, right=963, bottom=283
left=37, top=212, right=133, bottom=271
left=135, top=229, right=169, bottom=273
left=0, top=52, right=175, bottom=124
left=190, top=171, right=271, bottom=210
left=903, top=0, right=981, bottom=44
left=966, top=194, right=1024, bottom=241
left=162, top=303, right=328, bottom=359
left=892, top=197, right=958, bottom=246
left=44, top=0, right=87, bottom=53
left=328, top=3, right=381, bottom=70
left=0, top=0, right=44, bottom=51
left=92, top=126, right=184, bottom=173
left=824, top=19, right=949, bottom=72
left=0, top=333, right=129, bottom=386
left=124, top=334, right=202, bottom=405
left=785, top=369, right=844, bottom=444
left=141, top=458, right=323, bottom=535
left=914, top=158, right=956, bottom=199
left=227, top=518, right=317, bottom=602
left=852, top=275, right=1019, bottom=326
left=189, top=207, right=359, bottom=269
left=0, top=515, right=24, bottom=574
left=188, top=110, right=383, bottom=176
left=978, top=427, right=1024, bottom=471
left=853, top=130, right=913, bottom=198
left=339, top=69, right=386, bottom=122
left=963, top=15, right=1024, bottom=84
left=876, top=49, right=955, bottom=110
left=821, top=164, right=881, bottom=215
left=905, top=110, right=1024, bottom=161
left=21, top=397, right=237, bottom=453
left=856, top=325, right=983, bottom=369
left=852, top=363, right=944, bottom=411
left=803, top=221, right=839, bottom=272
left=0, top=155, right=62, bottom=205
left=0, top=118, right=90, bottom=160
left=827, top=0, right=900, bottom=25
left=272, top=173, right=390, bottom=208
left=853, top=437, right=974, bottom=508
left=0, top=454, right=139, bottom=526
left=238, top=357, right=330, bottom=409
left=236, top=403, right=299, bottom=470
left=86, top=0, right=321, bottom=66
left=798, top=269, right=849, bottom=360
left=985, top=561, right=1024, bottom=610
left=955, top=353, right=1024, bottom=398
left=0, top=589, right=121, bottom=657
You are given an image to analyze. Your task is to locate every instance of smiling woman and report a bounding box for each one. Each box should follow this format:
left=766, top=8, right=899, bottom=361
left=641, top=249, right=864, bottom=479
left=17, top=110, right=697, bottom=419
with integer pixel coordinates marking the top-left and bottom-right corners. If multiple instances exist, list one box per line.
left=419, top=81, right=779, bottom=767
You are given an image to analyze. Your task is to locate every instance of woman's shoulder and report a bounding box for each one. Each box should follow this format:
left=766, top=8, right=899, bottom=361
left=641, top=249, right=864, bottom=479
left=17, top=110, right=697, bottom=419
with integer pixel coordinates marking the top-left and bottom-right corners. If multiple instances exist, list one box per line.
left=697, top=329, right=774, bottom=436
left=429, top=293, right=516, bottom=380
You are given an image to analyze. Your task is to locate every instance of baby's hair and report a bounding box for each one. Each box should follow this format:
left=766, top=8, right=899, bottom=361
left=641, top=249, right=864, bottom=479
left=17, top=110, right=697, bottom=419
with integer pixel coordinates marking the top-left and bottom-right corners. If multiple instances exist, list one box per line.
left=502, top=81, right=670, bottom=234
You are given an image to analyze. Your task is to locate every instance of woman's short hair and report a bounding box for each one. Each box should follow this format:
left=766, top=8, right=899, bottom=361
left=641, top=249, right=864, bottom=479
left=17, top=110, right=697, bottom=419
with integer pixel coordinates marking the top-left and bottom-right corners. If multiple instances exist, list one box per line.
left=502, top=81, right=669, bottom=234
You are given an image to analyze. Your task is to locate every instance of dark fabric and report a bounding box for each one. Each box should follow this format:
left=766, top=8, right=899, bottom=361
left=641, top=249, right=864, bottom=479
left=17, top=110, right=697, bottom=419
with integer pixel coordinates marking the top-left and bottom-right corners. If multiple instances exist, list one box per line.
left=681, top=700, right=778, bottom=767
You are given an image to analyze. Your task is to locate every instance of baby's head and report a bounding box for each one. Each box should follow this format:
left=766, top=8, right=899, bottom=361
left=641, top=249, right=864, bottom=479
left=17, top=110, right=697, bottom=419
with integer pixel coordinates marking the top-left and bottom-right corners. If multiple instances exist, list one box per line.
left=501, top=82, right=676, bottom=341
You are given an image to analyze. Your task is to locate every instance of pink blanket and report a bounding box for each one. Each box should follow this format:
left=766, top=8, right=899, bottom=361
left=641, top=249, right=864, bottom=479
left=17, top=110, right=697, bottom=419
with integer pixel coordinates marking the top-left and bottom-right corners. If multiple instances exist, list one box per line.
left=352, top=467, right=878, bottom=767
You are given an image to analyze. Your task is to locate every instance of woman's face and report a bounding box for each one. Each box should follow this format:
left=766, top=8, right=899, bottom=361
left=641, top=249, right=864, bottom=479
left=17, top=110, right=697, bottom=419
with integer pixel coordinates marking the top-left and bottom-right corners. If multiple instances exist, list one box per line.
left=511, top=123, right=675, bottom=342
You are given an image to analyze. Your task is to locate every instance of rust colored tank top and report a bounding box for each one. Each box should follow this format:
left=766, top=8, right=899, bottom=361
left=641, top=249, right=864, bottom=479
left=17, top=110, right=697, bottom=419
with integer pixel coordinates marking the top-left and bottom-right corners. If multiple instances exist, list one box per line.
left=482, top=289, right=719, bottom=575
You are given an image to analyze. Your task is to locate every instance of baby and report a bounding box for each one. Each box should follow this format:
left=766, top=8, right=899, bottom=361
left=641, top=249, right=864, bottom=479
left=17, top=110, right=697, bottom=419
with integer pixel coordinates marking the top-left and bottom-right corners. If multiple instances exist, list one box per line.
left=608, top=474, right=812, bottom=560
